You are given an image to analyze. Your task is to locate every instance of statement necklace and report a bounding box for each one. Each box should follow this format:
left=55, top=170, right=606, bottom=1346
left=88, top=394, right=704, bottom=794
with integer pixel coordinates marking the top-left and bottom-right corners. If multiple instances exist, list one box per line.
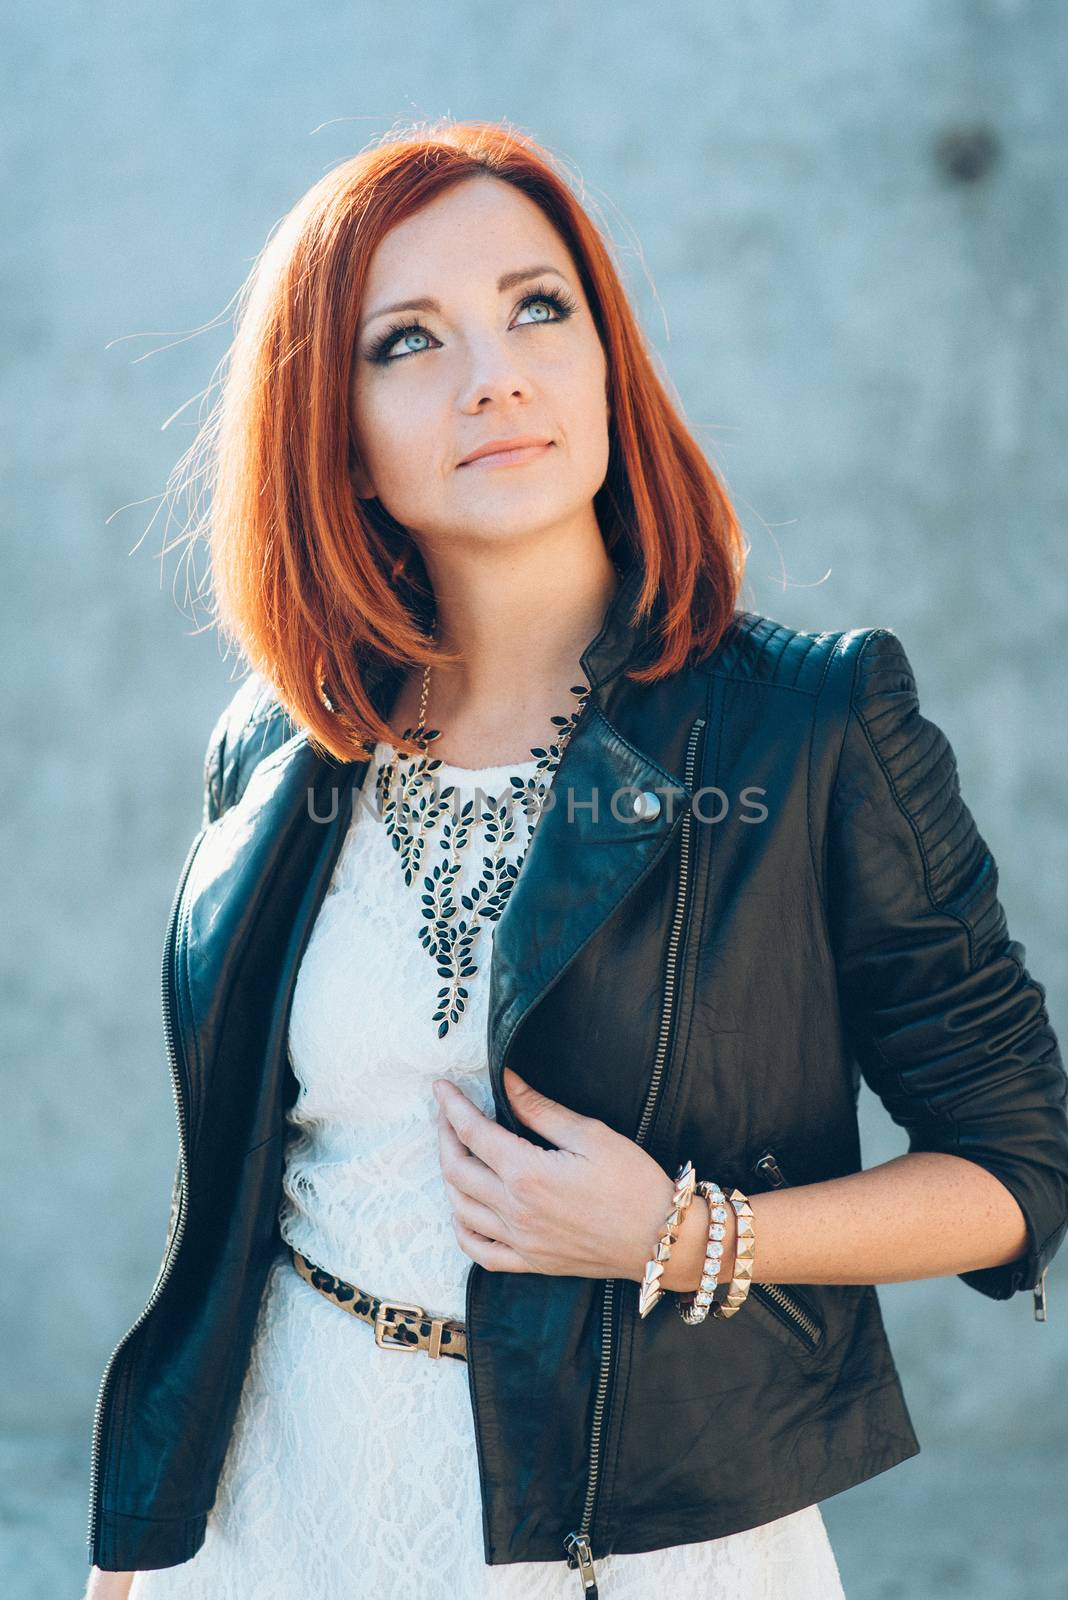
left=375, top=637, right=590, bottom=1038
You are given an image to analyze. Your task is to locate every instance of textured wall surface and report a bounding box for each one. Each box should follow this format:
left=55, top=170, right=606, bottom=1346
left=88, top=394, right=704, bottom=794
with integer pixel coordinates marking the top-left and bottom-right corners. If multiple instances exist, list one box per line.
left=3, top=3, right=1065, bottom=1595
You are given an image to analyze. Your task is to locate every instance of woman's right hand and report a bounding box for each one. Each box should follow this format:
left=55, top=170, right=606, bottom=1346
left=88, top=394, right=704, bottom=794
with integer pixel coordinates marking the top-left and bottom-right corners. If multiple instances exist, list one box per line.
left=83, top=1567, right=135, bottom=1599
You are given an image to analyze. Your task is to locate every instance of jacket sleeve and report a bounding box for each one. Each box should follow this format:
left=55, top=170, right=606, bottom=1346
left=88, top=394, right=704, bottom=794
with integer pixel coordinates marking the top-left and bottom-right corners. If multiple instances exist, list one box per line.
left=826, top=627, right=1068, bottom=1300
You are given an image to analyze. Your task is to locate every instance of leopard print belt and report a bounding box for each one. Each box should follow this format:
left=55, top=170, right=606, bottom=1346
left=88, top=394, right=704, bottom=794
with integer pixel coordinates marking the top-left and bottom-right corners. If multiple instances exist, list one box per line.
left=289, top=1246, right=469, bottom=1362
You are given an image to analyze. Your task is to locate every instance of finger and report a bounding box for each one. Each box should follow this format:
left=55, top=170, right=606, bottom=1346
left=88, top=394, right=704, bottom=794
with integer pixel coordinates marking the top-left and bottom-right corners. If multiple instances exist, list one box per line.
left=447, top=1179, right=513, bottom=1247
left=503, top=1066, right=599, bottom=1153
left=438, top=1108, right=510, bottom=1214
left=434, top=1079, right=524, bottom=1177
left=453, top=1217, right=531, bottom=1273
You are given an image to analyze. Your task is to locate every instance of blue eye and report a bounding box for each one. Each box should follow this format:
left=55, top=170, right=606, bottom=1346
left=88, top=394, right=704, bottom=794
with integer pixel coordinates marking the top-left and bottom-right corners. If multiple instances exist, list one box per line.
left=365, top=281, right=579, bottom=365
left=518, top=297, right=559, bottom=324
left=395, top=330, right=432, bottom=356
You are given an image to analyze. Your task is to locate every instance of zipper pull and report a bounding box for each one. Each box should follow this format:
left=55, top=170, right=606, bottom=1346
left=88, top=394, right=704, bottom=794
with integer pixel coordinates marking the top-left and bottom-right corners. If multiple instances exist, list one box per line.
left=753, top=1149, right=789, bottom=1188
left=1033, top=1266, right=1048, bottom=1323
left=563, top=1531, right=600, bottom=1596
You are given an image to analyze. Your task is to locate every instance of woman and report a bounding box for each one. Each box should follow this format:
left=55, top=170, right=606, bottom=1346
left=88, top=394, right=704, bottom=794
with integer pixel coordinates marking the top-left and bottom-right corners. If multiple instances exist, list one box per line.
left=85, top=121, right=1068, bottom=1600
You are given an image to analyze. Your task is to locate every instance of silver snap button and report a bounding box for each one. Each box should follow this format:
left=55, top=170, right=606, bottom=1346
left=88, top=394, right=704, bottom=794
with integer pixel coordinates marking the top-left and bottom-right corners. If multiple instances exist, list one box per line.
left=632, top=789, right=662, bottom=821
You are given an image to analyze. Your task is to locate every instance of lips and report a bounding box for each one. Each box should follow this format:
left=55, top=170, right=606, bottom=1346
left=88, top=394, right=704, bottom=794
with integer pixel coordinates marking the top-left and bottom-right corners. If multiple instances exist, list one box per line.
left=458, top=436, right=553, bottom=466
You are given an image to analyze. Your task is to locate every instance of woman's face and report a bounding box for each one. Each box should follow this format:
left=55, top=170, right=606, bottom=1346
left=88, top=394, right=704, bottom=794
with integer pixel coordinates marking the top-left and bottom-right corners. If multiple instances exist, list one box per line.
left=349, top=176, right=610, bottom=551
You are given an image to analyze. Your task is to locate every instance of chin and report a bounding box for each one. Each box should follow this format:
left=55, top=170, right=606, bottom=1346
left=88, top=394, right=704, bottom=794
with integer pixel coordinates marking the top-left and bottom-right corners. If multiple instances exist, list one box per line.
left=443, top=491, right=583, bottom=542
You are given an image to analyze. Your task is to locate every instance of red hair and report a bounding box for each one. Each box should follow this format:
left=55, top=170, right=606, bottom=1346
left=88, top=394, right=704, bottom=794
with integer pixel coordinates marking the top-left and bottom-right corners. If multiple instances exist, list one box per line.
left=176, top=119, right=747, bottom=763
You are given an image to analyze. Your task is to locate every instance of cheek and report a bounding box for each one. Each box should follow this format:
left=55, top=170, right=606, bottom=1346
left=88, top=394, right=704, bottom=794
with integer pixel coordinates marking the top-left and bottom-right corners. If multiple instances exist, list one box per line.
left=550, top=334, right=609, bottom=430
left=555, top=354, right=611, bottom=468
left=353, top=381, right=444, bottom=504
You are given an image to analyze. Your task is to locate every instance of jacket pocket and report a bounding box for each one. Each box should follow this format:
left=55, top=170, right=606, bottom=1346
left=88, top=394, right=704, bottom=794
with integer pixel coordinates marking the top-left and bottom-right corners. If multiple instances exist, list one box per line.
left=746, top=1148, right=825, bottom=1353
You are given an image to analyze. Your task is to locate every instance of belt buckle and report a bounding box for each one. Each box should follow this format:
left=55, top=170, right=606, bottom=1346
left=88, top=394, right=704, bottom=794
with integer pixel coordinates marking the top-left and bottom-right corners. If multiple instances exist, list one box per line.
left=374, top=1298, right=429, bottom=1352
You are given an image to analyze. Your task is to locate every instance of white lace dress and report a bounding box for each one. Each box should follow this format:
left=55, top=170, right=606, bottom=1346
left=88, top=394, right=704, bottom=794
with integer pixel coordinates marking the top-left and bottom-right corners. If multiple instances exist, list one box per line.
left=129, top=742, right=846, bottom=1600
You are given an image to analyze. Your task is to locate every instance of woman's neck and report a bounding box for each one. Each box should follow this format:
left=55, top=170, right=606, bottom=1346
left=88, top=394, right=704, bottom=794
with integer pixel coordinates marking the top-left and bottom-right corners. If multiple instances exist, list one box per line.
left=391, top=532, right=621, bottom=767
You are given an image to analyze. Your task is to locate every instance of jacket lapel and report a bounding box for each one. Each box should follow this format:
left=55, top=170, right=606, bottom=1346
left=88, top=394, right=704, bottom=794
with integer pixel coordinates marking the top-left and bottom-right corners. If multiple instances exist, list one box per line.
left=183, top=730, right=366, bottom=1051
left=486, top=702, right=695, bottom=1129
left=483, top=549, right=695, bottom=1127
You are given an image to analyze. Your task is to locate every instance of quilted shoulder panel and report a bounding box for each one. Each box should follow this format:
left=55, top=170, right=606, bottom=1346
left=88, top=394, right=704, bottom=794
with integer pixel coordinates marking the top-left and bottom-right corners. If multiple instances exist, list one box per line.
left=847, top=626, right=1002, bottom=956
left=201, top=672, right=298, bottom=825
left=712, top=610, right=862, bottom=695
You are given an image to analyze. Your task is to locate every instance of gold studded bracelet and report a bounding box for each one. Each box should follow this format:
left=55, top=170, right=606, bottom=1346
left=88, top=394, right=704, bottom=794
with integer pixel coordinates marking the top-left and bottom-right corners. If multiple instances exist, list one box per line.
left=711, top=1187, right=756, bottom=1318
left=676, top=1182, right=756, bottom=1324
left=637, top=1160, right=697, bottom=1319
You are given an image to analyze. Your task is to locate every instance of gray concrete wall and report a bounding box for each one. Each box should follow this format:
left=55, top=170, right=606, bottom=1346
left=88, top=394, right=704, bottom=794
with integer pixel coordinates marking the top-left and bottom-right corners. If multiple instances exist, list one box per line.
left=3, top=3, right=1065, bottom=1595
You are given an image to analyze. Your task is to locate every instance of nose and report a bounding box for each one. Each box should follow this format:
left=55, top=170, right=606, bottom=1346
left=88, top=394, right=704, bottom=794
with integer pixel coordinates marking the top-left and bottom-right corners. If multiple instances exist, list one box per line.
left=458, top=333, right=534, bottom=413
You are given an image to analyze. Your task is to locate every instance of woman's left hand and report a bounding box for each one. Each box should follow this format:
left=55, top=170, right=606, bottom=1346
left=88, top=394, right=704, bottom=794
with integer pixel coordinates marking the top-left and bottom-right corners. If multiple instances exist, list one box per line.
left=433, top=1066, right=675, bottom=1281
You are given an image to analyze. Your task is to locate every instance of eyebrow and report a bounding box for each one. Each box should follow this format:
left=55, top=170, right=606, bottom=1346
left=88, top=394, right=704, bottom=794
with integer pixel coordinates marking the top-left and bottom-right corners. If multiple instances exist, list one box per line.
left=362, top=264, right=570, bottom=326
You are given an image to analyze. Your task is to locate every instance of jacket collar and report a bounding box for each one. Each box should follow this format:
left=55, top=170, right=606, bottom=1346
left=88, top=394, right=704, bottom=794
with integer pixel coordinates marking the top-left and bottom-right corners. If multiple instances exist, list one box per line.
left=579, top=542, right=657, bottom=694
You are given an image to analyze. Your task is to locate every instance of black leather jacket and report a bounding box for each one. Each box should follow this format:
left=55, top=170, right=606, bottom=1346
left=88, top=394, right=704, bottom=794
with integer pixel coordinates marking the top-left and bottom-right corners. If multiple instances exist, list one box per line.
left=87, top=560, right=1068, bottom=1589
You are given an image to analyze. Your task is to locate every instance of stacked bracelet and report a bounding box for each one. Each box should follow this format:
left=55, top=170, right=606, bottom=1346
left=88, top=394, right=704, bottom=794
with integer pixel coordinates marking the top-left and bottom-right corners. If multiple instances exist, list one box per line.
left=638, top=1160, right=697, bottom=1319
left=639, top=1166, right=759, bottom=1327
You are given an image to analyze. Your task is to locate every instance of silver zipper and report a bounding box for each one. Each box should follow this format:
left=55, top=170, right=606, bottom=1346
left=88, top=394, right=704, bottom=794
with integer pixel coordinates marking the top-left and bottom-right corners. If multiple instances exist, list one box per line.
left=753, top=1279, right=823, bottom=1346
left=86, top=825, right=205, bottom=1563
left=563, top=716, right=706, bottom=1597
left=749, top=1148, right=823, bottom=1349
left=752, top=1150, right=788, bottom=1188
left=563, top=1530, right=600, bottom=1595
left=1033, top=1266, right=1048, bottom=1322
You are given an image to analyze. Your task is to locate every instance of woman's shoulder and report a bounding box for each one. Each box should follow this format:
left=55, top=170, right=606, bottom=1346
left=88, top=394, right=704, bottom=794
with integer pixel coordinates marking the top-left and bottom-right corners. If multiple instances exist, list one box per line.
left=201, top=671, right=298, bottom=825
left=697, top=613, right=929, bottom=800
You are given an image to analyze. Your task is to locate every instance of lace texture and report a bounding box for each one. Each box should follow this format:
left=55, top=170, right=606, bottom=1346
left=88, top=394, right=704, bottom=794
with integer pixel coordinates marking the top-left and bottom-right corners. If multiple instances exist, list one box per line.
left=129, top=743, right=845, bottom=1599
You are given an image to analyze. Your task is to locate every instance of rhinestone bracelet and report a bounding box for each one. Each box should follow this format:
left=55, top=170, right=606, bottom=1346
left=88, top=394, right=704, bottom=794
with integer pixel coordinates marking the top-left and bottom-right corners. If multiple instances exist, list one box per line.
left=638, top=1160, right=697, bottom=1319
left=676, top=1180, right=728, bottom=1325
left=677, top=1183, right=757, bottom=1324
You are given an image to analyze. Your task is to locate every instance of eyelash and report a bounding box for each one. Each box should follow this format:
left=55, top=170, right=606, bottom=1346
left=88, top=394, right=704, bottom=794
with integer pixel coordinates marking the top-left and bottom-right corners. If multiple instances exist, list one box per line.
left=366, top=282, right=579, bottom=365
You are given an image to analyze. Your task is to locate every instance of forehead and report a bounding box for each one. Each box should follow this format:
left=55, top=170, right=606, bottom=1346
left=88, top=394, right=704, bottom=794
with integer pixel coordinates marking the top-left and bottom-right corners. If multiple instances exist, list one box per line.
left=362, top=177, right=574, bottom=297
